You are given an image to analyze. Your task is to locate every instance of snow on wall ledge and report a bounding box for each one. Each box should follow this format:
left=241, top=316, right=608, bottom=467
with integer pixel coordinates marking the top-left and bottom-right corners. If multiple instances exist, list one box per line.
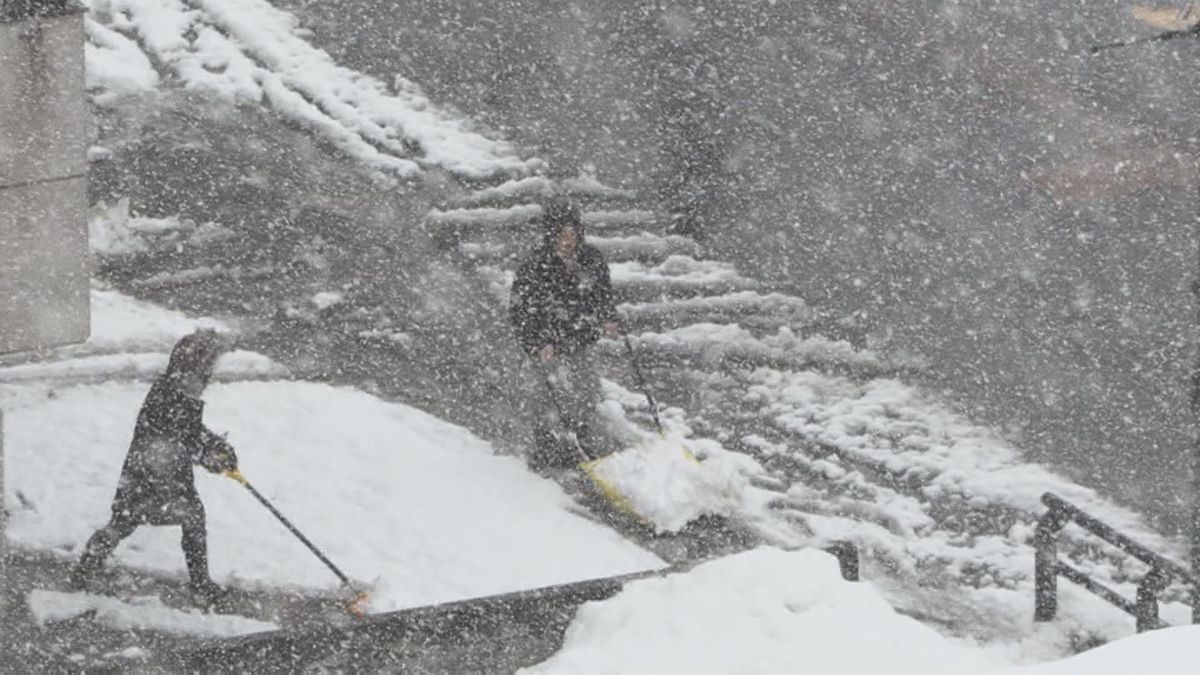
left=83, top=0, right=538, bottom=179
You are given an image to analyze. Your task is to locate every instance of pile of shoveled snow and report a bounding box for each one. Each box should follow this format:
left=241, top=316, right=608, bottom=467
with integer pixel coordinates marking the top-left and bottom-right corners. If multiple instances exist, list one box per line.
left=586, top=429, right=760, bottom=533
left=523, top=547, right=1200, bottom=675
left=524, top=547, right=990, bottom=674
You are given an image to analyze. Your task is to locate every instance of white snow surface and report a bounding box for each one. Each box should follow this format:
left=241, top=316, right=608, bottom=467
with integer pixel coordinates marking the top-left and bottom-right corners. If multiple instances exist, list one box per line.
left=1010, top=625, right=1200, bottom=675
left=88, top=287, right=227, bottom=353
left=3, top=379, right=660, bottom=614
left=83, top=0, right=535, bottom=179
left=1, top=289, right=660, bottom=635
left=588, top=422, right=760, bottom=533
left=524, top=547, right=1200, bottom=675
left=615, top=323, right=885, bottom=373
left=28, top=589, right=277, bottom=638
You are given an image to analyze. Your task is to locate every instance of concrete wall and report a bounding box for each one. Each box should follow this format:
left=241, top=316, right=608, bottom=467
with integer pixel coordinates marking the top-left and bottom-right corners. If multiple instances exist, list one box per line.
left=0, top=5, right=89, bottom=354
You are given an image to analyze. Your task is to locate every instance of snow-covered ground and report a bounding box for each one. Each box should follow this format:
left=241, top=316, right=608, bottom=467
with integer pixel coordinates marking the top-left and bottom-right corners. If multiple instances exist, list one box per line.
left=57, top=0, right=1198, bottom=667
left=84, top=0, right=537, bottom=180
left=1, top=287, right=660, bottom=635
left=28, top=589, right=276, bottom=638
left=523, top=547, right=1200, bottom=675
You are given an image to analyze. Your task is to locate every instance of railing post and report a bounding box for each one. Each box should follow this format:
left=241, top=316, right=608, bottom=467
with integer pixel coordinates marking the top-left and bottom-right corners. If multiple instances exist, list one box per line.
left=1135, top=568, right=1168, bottom=633
left=1193, top=580, right=1200, bottom=625
left=1034, top=505, right=1069, bottom=622
left=825, top=541, right=859, bottom=582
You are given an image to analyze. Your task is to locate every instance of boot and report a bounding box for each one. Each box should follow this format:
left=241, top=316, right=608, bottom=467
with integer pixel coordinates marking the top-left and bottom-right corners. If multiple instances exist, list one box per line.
left=189, top=578, right=230, bottom=608
left=68, top=562, right=94, bottom=592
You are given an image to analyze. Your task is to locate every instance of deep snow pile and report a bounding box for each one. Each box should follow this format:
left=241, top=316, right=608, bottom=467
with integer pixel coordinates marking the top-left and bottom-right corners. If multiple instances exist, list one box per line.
left=1, top=288, right=661, bottom=635
left=523, top=547, right=1200, bottom=675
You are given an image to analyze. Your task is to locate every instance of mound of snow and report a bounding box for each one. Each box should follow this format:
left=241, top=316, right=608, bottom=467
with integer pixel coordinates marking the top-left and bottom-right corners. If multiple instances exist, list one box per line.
left=523, top=547, right=991, bottom=674
left=587, top=432, right=758, bottom=533
left=1011, top=625, right=1200, bottom=675
left=525, top=547, right=1200, bottom=674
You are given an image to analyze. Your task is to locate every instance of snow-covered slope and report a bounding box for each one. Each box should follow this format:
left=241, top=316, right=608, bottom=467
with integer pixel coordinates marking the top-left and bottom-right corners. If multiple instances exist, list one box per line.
left=1, top=289, right=660, bottom=630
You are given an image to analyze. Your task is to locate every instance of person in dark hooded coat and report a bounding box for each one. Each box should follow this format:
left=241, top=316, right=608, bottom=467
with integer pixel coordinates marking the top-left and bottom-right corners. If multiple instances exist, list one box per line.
left=509, top=200, right=620, bottom=467
left=71, top=329, right=239, bottom=603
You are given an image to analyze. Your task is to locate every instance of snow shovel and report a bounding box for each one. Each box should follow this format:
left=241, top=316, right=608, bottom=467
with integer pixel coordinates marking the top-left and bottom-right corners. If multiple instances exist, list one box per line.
left=536, top=362, right=650, bottom=520
left=621, top=335, right=697, bottom=462
left=224, top=469, right=369, bottom=617
left=574, top=336, right=702, bottom=524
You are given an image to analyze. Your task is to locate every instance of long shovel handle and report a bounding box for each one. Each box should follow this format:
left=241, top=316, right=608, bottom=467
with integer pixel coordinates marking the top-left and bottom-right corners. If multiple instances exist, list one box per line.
left=1090, top=27, right=1198, bottom=53
left=623, top=336, right=664, bottom=435
left=224, top=470, right=352, bottom=587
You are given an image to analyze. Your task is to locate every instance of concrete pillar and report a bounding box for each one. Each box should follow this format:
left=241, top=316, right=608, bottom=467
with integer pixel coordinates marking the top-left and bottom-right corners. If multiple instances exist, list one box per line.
left=0, top=0, right=90, bottom=354
left=0, top=0, right=89, bottom=638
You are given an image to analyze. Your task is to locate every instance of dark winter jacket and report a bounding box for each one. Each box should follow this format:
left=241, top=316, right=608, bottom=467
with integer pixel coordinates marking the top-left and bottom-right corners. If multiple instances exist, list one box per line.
left=510, top=243, right=618, bottom=356
left=111, top=333, right=237, bottom=525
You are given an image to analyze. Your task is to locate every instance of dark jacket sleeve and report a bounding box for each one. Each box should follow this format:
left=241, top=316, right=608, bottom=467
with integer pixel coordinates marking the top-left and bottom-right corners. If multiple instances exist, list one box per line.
left=584, top=247, right=618, bottom=324
left=178, top=397, right=238, bottom=473
left=510, top=258, right=547, bottom=354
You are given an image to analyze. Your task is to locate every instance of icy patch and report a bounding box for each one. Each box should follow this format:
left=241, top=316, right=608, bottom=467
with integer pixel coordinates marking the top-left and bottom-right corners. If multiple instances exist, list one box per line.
left=28, top=589, right=276, bottom=638
left=523, top=547, right=991, bottom=674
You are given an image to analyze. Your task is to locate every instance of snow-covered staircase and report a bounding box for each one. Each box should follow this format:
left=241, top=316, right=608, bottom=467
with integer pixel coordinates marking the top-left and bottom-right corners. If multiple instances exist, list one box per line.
left=430, top=175, right=1195, bottom=650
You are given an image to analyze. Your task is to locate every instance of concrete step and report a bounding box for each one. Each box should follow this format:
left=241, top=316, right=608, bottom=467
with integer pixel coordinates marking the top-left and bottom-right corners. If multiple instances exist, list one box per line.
left=457, top=233, right=700, bottom=267
left=618, top=291, right=814, bottom=332
left=429, top=205, right=665, bottom=239
left=610, top=257, right=758, bottom=304
left=449, top=176, right=640, bottom=210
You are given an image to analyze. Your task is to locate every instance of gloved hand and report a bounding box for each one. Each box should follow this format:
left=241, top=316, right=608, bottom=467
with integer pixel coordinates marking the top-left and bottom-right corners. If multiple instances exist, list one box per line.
left=202, top=436, right=239, bottom=474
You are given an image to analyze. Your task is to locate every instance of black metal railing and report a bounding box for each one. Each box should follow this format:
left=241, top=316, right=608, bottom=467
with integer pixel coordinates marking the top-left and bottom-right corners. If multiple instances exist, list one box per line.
left=1034, top=492, right=1198, bottom=632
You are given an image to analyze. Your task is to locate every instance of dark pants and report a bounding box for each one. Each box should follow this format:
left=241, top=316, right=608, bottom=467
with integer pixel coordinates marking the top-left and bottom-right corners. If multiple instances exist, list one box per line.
left=530, top=349, right=607, bottom=468
left=76, top=498, right=211, bottom=587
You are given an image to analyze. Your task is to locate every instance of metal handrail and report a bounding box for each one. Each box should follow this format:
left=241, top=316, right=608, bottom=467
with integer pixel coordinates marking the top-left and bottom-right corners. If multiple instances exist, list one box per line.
left=1034, top=492, right=1197, bottom=631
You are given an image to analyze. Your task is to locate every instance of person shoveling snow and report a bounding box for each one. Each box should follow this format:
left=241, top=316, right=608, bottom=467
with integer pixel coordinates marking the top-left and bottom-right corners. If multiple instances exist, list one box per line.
left=71, top=330, right=239, bottom=606
left=506, top=202, right=746, bottom=530
left=509, top=199, right=621, bottom=469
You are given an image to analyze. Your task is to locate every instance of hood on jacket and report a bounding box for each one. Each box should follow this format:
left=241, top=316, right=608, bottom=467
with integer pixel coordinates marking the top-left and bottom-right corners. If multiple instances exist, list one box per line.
left=164, top=329, right=226, bottom=390
left=540, top=198, right=586, bottom=248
